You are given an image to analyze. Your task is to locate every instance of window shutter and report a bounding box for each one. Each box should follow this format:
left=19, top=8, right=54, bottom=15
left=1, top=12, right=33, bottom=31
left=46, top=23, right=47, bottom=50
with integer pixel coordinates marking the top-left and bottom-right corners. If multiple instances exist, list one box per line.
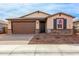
left=63, top=19, right=67, bottom=29
left=53, top=19, right=57, bottom=29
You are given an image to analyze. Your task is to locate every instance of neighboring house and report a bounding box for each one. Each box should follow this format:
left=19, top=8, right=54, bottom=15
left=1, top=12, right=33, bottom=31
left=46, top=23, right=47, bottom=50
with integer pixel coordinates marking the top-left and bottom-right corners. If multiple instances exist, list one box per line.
left=0, top=20, right=7, bottom=33
left=7, top=11, right=75, bottom=35
left=73, top=21, right=79, bottom=33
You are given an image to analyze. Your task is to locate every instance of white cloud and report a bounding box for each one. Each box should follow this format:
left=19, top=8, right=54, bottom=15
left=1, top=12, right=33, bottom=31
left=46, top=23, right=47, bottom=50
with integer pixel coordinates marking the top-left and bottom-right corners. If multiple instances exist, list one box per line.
left=0, top=3, right=78, bottom=20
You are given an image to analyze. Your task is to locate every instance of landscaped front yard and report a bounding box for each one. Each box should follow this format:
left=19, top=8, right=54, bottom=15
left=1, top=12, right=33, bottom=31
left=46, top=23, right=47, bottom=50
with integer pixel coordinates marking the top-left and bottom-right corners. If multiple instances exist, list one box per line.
left=29, top=33, right=79, bottom=44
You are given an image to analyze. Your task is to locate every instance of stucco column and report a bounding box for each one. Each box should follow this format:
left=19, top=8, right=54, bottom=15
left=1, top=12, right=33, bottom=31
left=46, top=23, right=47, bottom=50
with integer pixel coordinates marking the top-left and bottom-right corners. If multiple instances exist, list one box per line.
left=35, top=20, right=40, bottom=33
left=7, top=20, right=12, bottom=34
left=46, top=18, right=53, bottom=33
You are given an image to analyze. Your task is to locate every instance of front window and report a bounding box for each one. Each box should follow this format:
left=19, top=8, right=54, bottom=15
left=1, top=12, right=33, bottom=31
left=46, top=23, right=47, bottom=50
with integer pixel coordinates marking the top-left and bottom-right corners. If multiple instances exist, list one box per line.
left=54, top=18, right=67, bottom=29
left=57, top=18, right=63, bottom=29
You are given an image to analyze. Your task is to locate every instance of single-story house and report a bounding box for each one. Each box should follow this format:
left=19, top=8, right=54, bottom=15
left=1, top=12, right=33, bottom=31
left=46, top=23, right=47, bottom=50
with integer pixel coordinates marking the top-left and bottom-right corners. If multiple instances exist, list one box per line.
left=0, top=20, right=7, bottom=33
left=7, top=11, right=75, bottom=35
left=73, top=21, right=79, bottom=33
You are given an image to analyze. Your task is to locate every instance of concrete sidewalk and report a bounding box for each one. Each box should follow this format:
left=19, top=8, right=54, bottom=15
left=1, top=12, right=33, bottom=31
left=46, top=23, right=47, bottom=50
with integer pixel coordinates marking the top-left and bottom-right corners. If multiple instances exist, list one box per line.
left=0, top=44, right=79, bottom=56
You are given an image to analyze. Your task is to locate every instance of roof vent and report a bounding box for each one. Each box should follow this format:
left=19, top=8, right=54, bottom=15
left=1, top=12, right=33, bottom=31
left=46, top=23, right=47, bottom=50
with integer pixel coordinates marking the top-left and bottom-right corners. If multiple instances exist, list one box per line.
left=59, top=13, right=61, bottom=16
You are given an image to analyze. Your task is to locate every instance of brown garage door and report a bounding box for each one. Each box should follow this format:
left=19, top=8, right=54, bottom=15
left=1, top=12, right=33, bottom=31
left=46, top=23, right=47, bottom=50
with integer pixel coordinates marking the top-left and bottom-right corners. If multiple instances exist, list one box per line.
left=12, top=21, right=35, bottom=34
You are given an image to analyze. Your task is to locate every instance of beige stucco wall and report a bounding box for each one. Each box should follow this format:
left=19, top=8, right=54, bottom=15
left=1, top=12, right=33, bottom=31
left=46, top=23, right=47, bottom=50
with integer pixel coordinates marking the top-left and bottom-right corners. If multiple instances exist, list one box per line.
left=47, top=14, right=73, bottom=30
left=8, top=20, right=11, bottom=29
left=36, top=20, right=39, bottom=29
left=21, top=12, right=49, bottom=18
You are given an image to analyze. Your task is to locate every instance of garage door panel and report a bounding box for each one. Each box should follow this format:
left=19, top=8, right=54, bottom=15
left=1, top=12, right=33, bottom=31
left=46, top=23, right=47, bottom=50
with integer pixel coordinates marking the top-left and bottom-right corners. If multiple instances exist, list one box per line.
left=12, top=21, right=35, bottom=34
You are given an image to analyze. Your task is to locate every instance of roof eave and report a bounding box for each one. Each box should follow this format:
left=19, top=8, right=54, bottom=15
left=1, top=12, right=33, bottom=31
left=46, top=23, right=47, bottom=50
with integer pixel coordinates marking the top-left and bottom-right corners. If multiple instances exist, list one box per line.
left=47, top=12, right=75, bottom=18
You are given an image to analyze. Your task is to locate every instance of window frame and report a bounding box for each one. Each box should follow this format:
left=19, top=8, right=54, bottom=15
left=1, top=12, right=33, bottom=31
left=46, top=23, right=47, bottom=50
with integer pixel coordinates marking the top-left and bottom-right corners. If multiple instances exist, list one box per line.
left=54, top=18, right=66, bottom=29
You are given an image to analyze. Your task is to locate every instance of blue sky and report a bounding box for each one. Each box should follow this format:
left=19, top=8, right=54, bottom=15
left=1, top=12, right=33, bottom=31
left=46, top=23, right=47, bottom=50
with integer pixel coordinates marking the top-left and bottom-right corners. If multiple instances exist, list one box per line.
left=0, top=3, right=79, bottom=21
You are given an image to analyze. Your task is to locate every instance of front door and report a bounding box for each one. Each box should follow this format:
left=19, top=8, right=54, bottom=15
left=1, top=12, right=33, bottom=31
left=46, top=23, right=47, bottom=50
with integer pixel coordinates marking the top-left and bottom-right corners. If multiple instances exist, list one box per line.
left=40, top=21, right=45, bottom=33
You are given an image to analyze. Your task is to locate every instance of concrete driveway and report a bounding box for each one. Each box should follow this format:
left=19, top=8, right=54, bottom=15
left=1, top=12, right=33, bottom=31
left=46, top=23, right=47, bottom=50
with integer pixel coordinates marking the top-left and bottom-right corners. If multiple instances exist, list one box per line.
left=0, top=34, right=34, bottom=44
